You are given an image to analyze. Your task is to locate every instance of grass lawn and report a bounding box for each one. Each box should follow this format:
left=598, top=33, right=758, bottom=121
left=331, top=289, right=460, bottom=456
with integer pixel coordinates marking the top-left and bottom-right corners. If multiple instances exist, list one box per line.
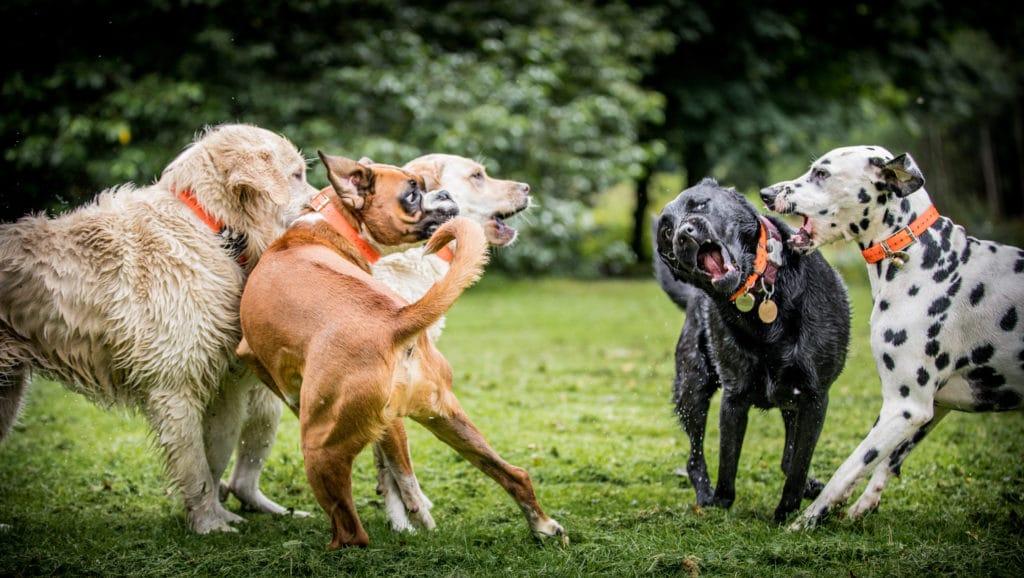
left=1, top=276, right=1022, bottom=576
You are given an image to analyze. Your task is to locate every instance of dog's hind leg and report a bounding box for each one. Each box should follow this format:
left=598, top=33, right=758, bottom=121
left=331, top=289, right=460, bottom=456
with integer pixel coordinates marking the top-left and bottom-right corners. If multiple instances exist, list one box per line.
left=375, top=419, right=435, bottom=532
left=146, top=385, right=244, bottom=533
left=0, top=331, right=29, bottom=442
left=674, top=328, right=716, bottom=506
left=413, top=403, right=567, bottom=544
left=847, top=406, right=949, bottom=520
left=0, top=364, right=28, bottom=442
left=774, top=396, right=828, bottom=522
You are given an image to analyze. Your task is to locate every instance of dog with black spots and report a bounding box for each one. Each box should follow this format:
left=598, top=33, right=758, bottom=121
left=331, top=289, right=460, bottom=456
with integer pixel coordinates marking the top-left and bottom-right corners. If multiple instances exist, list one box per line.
left=654, top=178, right=851, bottom=522
left=761, top=145, right=1024, bottom=530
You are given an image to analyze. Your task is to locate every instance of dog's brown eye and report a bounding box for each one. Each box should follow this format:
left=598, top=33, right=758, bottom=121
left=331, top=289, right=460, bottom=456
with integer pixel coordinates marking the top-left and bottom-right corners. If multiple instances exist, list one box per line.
left=292, top=170, right=303, bottom=180
left=811, top=168, right=830, bottom=181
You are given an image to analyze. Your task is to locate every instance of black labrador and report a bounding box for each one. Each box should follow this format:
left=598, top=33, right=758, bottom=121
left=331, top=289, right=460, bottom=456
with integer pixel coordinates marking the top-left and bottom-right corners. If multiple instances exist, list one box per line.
left=654, top=178, right=851, bottom=521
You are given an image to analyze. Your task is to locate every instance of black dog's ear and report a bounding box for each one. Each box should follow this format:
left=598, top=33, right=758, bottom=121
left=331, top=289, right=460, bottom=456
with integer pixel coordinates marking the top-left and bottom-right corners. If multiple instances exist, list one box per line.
left=880, top=153, right=925, bottom=197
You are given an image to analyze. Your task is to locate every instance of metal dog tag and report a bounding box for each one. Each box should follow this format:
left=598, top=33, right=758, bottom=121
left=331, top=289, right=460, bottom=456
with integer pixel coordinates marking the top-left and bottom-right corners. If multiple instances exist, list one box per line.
left=758, top=299, right=778, bottom=323
left=735, top=292, right=755, bottom=312
left=890, top=251, right=910, bottom=269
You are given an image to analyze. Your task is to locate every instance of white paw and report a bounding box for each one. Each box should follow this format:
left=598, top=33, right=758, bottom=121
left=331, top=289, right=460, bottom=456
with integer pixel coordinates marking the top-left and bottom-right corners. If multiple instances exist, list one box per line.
left=847, top=497, right=879, bottom=520
left=532, top=517, right=568, bottom=546
left=189, top=503, right=244, bottom=534
left=229, top=485, right=309, bottom=517
left=411, top=507, right=436, bottom=531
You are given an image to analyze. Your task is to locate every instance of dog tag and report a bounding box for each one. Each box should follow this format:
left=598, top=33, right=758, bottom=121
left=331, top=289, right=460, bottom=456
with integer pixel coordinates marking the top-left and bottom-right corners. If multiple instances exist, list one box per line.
left=758, top=299, right=778, bottom=323
left=735, top=292, right=755, bottom=312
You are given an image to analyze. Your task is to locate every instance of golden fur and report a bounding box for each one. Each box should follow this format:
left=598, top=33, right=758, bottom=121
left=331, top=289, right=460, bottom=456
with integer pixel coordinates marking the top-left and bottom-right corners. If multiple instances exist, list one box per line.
left=0, top=124, right=316, bottom=533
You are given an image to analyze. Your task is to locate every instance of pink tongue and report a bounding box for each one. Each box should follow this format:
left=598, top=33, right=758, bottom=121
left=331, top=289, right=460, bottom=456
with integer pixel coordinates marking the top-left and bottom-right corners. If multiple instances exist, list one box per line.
left=701, top=250, right=726, bottom=278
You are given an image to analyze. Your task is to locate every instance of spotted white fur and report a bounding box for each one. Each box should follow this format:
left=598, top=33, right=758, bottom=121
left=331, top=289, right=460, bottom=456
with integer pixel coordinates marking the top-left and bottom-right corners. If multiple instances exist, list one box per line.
left=763, top=145, right=1024, bottom=529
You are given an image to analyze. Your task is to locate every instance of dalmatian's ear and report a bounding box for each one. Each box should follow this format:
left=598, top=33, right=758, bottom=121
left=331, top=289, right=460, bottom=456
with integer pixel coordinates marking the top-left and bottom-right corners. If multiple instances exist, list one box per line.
left=881, top=153, right=925, bottom=197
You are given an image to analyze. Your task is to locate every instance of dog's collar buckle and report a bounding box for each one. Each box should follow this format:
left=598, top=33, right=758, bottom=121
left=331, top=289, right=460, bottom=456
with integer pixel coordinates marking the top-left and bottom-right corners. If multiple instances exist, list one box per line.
left=309, top=191, right=331, bottom=212
left=862, top=205, right=939, bottom=266
left=880, top=238, right=910, bottom=269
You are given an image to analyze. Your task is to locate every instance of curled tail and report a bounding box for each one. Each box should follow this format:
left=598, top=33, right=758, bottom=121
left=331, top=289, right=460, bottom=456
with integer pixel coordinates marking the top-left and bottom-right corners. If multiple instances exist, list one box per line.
left=392, top=217, right=488, bottom=342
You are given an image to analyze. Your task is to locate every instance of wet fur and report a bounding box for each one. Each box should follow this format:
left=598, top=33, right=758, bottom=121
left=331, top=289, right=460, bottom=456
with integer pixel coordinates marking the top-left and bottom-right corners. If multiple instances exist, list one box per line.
left=654, top=179, right=851, bottom=521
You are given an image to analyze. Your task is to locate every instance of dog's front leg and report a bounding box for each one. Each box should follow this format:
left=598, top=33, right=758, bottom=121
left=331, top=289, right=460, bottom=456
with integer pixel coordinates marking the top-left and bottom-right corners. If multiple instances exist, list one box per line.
left=847, top=406, right=949, bottom=519
left=790, top=399, right=937, bottom=531
left=227, top=383, right=306, bottom=516
left=413, top=405, right=567, bottom=545
left=774, top=395, right=828, bottom=522
left=146, top=385, right=244, bottom=533
left=712, top=390, right=751, bottom=509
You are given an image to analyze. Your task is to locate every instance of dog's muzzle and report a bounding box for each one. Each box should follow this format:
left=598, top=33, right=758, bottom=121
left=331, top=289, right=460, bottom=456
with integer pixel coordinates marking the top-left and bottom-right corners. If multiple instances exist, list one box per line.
left=760, top=185, right=794, bottom=213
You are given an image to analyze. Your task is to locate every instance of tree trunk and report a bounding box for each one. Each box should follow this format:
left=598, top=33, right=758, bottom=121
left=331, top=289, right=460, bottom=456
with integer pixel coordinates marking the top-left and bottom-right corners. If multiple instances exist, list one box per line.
left=1013, top=100, right=1024, bottom=217
left=979, top=123, right=1000, bottom=216
left=630, top=168, right=652, bottom=263
left=683, top=142, right=710, bottom=187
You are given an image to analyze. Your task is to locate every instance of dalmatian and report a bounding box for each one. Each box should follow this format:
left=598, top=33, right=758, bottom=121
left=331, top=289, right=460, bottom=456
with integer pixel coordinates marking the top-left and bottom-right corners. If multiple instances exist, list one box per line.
left=760, top=145, right=1024, bottom=530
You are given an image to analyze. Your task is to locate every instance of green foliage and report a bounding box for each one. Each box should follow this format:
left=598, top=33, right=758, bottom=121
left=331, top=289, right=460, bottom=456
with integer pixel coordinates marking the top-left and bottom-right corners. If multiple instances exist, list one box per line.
left=2, top=277, right=1022, bottom=575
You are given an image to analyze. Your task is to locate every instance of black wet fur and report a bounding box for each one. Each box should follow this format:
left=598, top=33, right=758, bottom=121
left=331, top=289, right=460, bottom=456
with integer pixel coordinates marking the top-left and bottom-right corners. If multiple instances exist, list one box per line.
left=653, top=178, right=851, bottom=522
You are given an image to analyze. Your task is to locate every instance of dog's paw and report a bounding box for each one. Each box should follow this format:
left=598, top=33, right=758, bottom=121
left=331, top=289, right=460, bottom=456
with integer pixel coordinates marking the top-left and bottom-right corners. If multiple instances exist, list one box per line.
left=189, top=503, right=244, bottom=534
left=787, top=505, right=829, bottom=532
left=847, top=496, right=879, bottom=520
left=803, top=478, right=825, bottom=499
left=708, top=495, right=734, bottom=510
left=533, top=517, right=568, bottom=546
left=231, top=485, right=308, bottom=517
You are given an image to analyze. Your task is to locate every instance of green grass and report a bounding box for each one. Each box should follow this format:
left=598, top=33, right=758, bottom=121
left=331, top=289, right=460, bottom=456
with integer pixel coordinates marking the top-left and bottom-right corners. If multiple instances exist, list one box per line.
left=2, top=277, right=1022, bottom=576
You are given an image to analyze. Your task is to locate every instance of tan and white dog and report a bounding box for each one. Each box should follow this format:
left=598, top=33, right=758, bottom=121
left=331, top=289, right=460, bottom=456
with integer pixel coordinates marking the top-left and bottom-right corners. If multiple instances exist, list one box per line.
left=238, top=152, right=563, bottom=549
left=368, top=154, right=531, bottom=530
left=0, top=124, right=315, bottom=533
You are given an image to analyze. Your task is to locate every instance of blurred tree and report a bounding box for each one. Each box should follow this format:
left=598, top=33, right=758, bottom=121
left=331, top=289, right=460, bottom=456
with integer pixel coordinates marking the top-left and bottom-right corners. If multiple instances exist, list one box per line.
left=627, top=0, right=1024, bottom=261
left=0, top=1, right=667, bottom=227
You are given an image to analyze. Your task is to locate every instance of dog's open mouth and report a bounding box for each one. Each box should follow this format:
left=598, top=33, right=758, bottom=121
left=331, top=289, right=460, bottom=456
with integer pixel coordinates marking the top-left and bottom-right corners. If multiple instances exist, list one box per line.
left=696, top=241, right=732, bottom=282
left=789, top=214, right=815, bottom=250
left=487, top=203, right=529, bottom=245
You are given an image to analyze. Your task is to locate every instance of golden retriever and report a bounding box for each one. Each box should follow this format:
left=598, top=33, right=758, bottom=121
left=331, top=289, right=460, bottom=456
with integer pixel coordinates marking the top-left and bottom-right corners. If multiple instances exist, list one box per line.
left=0, top=124, right=315, bottom=533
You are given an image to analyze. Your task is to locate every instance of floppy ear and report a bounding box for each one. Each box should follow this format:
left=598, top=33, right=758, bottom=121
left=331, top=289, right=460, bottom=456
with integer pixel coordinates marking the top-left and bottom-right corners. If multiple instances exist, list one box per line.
left=228, top=147, right=290, bottom=205
left=358, top=156, right=375, bottom=165
left=319, top=150, right=373, bottom=210
left=880, top=153, right=925, bottom=197
left=402, top=158, right=443, bottom=190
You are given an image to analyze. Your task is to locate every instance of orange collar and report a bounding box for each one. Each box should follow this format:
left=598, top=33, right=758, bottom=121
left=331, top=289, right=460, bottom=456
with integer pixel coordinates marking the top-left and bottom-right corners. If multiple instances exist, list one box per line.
left=861, top=205, right=940, bottom=264
left=308, top=189, right=453, bottom=264
left=176, top=188, right=247, bottom=266
left=729, top=220, right=771, bottom=303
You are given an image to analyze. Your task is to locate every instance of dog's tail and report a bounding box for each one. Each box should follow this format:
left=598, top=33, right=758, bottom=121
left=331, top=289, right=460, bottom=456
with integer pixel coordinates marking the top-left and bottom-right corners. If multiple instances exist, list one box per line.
left=391, top=217, right=488, bottom=342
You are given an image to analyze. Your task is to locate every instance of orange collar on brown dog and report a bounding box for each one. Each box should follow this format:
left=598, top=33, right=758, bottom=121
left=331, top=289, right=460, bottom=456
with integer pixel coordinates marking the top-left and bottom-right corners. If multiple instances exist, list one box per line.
left=861, top=205, right=939, bottom=265
left=308, top=190, right=454, bottom=265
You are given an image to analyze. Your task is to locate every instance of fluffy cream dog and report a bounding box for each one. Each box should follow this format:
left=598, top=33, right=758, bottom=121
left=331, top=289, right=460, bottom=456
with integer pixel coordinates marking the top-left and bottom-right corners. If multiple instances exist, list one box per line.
left=0, top=124, right=316, bottom=533
left=368, top=154, right=531, bottom=531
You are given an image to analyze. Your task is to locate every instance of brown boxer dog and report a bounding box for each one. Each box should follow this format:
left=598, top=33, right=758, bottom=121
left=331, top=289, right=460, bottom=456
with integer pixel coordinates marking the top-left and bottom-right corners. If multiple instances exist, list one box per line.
left=238, top=152, right=566, bottom=549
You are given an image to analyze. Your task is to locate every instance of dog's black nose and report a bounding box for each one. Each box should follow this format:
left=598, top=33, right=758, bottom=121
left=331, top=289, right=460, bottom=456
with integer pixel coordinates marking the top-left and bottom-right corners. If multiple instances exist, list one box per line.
left=759, top=187, right=778, bottom=208
left=435, top=190, right=453, bottom=203
left=681, top=222, right=698, bottom=238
